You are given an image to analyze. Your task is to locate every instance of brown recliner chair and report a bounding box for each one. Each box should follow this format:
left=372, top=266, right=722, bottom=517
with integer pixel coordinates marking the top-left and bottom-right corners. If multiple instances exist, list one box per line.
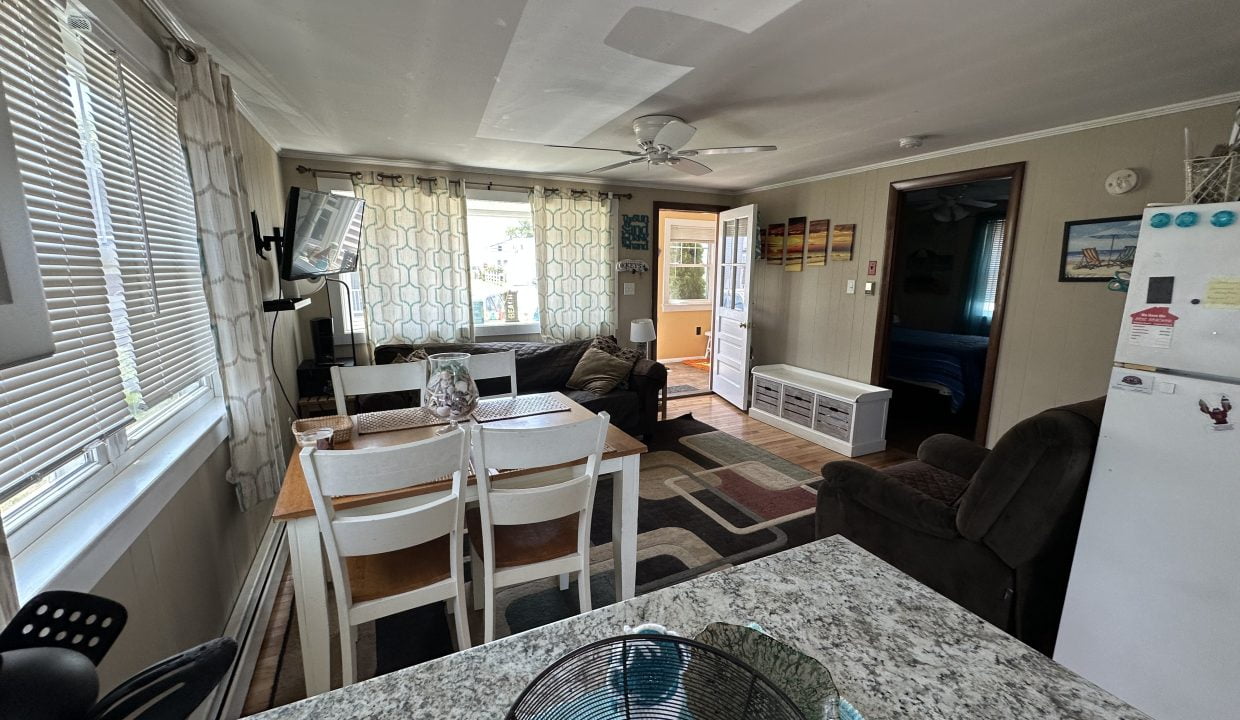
left=815, top=397, right=1105, bottom=655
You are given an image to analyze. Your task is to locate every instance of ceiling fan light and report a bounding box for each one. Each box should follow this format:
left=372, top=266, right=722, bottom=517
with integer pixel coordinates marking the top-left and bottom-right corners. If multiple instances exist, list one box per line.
left=899, top=135, right=925, bottom=150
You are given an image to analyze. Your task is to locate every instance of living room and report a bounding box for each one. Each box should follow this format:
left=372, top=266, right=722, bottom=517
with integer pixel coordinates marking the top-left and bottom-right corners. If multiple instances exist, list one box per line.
left=0, top=1, right=1237, bottom=719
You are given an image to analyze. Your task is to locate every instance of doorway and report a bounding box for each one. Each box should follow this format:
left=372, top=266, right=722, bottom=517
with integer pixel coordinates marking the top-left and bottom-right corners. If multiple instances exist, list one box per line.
left=653, top=202, right=728, bottom=399
left=873, top=163, right=1025, bottom=452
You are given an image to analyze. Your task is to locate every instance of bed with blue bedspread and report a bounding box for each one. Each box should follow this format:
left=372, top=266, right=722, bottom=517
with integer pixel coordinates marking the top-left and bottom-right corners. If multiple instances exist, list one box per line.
left=886, top=328, right=989, bottom=413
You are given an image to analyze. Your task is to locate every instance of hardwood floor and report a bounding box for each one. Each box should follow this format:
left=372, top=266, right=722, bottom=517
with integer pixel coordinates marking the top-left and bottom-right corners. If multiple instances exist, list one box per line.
left=665, top=393, right=911, bottom=473
left=664, top=360, right=711, bottom=398
left=241, top=393, right=910, bottom=714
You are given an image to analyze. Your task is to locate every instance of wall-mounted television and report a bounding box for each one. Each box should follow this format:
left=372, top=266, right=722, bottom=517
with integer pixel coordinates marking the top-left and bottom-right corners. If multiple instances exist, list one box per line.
left=280, top=186, right=365, bottom=281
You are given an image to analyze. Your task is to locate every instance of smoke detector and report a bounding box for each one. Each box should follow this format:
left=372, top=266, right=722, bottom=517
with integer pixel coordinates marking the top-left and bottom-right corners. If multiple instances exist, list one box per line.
left=898, top=136, right=925, bottom=150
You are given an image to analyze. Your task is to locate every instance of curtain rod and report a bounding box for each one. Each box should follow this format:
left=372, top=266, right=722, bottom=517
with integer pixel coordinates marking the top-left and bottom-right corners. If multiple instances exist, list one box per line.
left=463, top=180, right=632, bottom=200
left=292, top=165, right=633, bottom=199
left=295, top=165, right=362, bottom=179
left=140, top=0, right=200, bottom=63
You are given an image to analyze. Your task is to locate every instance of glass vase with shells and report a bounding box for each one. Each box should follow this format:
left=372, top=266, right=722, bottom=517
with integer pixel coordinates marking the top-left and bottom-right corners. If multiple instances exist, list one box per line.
left=424, top=352, right=479, bottom=433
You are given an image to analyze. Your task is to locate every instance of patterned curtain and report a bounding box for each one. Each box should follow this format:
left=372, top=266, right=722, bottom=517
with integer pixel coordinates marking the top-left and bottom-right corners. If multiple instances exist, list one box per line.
left=354, top=180, right=472, bottom=344
left=171, top=47, right=284, bottom=510
left=531, top=188, right=618, bottom=342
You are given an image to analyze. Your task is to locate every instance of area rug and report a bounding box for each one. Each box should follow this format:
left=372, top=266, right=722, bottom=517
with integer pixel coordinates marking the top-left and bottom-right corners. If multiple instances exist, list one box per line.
left=246, top=413, right=821, bottom=713
left=666, top=383, right=704, bottom=395
left=682, top=357, right=711, bottom=372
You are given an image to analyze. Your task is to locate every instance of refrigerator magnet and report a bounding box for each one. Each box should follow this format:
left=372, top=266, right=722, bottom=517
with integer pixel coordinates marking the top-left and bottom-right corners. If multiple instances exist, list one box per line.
left=1198, top=394, right=1234, bottom=431
left=1127, top=307, right=1178, bottom=349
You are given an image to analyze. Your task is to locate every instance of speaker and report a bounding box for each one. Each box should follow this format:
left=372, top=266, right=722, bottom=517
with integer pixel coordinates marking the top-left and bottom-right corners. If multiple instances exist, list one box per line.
left=310, top=317, right=335, bottom=365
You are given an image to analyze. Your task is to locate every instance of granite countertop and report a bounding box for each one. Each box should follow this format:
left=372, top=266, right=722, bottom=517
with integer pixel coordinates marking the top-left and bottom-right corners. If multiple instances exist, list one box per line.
left=251, top=537, right=1148, bottom=719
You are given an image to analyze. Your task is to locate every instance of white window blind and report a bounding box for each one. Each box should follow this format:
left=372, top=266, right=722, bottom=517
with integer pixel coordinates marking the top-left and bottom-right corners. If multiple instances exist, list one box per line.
left=0, top=0, right=216, bottom=515
left=981, top=218, right=1006, bottom=312
left=0, top=0, right=130, bottom=488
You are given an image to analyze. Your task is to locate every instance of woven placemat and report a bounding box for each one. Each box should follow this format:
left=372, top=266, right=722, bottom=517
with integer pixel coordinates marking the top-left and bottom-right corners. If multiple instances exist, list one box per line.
left=473, top=394, right=570, bottom=423
left=356, top=407, right=449, bottom=434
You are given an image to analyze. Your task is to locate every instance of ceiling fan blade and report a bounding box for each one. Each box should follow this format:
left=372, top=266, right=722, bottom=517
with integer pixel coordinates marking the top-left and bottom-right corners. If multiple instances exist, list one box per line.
left=951, top=205, right=969, bottom=221
left=957, top=198, right=997, bottom=208
left=670, top=157, right=712, bottom=176
left=653, top=118, right=696, bottom=150
left=589, top=157, right=647, bottom=174
left=933, top=207, right=950, bottom=223
left=545, top=144, right=644, bottom=156
left=678, top=145, right=777, bottom=156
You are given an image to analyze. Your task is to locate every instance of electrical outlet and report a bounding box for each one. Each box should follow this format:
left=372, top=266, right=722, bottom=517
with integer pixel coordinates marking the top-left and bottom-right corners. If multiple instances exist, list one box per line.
left=867, top=260, right=878, bottom=276
left=622, top=282, right=635, bottom=296
left=695, top=326, right=702, bottom=335
left=846, top=279, right=856, bottom=294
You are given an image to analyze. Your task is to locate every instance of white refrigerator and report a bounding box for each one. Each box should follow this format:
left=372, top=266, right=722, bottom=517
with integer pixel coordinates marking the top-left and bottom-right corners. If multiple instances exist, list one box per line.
left=1055, top=201, right=1240, bottom=719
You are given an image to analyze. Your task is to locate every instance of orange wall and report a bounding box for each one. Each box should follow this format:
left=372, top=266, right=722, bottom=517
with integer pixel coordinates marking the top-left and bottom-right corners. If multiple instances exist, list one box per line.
left=656, top=210, right=716, bottom=359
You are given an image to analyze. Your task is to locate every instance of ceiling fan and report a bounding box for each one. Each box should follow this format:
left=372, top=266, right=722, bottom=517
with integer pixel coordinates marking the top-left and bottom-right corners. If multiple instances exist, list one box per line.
left=914, top=189, right=1000, bottom=223
left=546, top=115, right=776, bottom=176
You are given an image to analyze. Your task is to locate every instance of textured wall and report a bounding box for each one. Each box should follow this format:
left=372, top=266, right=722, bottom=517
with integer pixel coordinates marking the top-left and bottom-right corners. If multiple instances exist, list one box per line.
left=739, top=102, right=1236, bottom=441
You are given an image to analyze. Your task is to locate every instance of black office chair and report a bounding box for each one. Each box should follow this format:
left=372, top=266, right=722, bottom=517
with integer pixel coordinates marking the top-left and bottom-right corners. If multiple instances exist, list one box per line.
left=86, top=637, right=237, bottom=720
left=0, top=590, right=128, bottom=665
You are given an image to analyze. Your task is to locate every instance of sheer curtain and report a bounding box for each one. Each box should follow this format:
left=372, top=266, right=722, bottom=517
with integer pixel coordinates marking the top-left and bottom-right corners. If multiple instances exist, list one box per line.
left=171, top=47, right=284, bottom=510
left=531, top=188, right=618, bottom=342
left=354, top=179, right=472, bottom=345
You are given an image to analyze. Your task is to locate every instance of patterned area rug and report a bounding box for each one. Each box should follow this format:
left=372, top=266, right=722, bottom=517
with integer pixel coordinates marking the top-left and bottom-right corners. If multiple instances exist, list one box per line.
left=246, top=413, right=821, bottom=713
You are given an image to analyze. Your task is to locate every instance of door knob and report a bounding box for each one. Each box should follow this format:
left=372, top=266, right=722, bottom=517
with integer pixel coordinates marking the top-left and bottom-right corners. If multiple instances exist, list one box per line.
left=739, top=322, right=748, bottom=328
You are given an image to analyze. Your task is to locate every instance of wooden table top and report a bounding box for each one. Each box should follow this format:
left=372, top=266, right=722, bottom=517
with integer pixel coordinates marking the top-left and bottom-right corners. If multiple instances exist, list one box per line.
left=272, top=392, right=647, bottom=521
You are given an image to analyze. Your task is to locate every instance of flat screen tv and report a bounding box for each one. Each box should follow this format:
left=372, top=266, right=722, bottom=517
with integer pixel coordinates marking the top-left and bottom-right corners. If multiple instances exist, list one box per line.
left=280, top=186, right=365, bottom=281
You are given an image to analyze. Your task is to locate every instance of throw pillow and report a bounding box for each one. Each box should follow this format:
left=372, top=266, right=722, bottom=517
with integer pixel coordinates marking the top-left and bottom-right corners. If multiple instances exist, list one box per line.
left=590, top=335, right=643, bottom=365
left=567, top=347, right=636, bottom=395
left=392, top=348, right=429, bottom=363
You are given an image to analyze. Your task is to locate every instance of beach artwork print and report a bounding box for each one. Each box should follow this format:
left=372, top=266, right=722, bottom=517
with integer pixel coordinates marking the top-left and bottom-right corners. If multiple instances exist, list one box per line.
left=767, top=223, right=785, bottom=265
left=785, top=216, right=806, bottom=272
left=831, top=223, right=856, bottom=261
left=806, top=219, right=829, bottom=266
left=1060, top=216, right=1141, bottom=281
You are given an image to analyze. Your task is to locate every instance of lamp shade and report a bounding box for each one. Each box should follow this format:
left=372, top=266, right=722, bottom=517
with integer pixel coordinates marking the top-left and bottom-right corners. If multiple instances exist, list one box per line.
left=630, top=319, right=656, bottom=343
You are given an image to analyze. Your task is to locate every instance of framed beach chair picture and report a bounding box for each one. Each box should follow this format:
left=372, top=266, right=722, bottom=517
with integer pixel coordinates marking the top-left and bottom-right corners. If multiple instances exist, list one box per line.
left=1059, top=215, right=1141, bottom=281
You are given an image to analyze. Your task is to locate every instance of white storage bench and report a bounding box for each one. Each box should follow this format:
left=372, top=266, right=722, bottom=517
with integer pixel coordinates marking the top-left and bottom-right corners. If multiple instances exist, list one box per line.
left=749, top=364, right=891, bottom=457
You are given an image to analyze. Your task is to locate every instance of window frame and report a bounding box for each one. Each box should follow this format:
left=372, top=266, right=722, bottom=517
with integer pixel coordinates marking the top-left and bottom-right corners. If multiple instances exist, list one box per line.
left=464, top=189, right=538, bottom=332
left=660, top=217, right=717, bottom=312
left=0, top=4, right=220, bottom=545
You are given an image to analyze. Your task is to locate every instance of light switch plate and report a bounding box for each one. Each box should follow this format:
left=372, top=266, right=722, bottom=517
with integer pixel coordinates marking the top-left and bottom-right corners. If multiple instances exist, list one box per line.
left=864, top=281, right=876, bottom=295
left=846, top=279, right=856, bottom=294
left=622, top=282, right=635, bottom=296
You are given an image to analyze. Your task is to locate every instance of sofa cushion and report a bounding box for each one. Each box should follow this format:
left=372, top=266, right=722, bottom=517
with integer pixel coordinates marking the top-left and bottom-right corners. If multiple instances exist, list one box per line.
left=884, top=461, right=971, bottom=506
left=564, top=388, right=639, bottom=434
left=566, top=347, right=636, bottom=395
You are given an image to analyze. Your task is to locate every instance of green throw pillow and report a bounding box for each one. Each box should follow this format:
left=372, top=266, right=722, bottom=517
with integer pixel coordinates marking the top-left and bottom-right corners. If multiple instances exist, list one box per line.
left=567, top=347, right=635, bottom=395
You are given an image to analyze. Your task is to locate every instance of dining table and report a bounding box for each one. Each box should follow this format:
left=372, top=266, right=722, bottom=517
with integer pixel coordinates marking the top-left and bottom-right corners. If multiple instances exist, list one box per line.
left=271, top=392, right=647, bottom=696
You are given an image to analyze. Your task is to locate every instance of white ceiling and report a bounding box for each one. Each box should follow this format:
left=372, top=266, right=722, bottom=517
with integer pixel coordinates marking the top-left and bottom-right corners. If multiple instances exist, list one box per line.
left=162, top=0, right=1240, bottom=192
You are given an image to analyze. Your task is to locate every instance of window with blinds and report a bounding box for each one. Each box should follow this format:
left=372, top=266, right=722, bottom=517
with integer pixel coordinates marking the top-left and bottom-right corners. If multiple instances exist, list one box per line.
left=661, top=218, right=717, bottom=309
left=980, top=218, right=1007, bottom=314
left=0, top=0, right=216, bottom=530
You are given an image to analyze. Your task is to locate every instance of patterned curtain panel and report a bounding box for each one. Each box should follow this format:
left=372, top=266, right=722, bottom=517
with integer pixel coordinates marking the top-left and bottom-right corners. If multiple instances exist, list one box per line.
left=354, top=180, right=472, bottom=344
left=531, top=188, right=618, bottom=342
left=171, top=47, right=284, bottom=510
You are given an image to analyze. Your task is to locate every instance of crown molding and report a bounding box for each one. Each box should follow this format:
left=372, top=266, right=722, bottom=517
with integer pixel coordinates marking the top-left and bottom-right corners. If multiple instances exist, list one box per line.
left=739, top=91, right=1240, bottom=195
left=235, top=100, right=284, bottom=154
left=278, top=149, right=734, bottom=196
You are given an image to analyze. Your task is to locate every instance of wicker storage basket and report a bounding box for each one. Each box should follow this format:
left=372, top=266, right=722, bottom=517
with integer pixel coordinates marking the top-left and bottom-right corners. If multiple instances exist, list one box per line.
left=1185, top=153, right=1240, bottom=203
left=291, top=415, right=353, bottom=445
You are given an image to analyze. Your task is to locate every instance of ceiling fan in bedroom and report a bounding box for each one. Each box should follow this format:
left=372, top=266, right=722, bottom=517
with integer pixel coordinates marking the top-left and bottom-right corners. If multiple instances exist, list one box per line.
left=545, top=115, right=776, bottom=176
left=914, top=188, right=1000, bottom=223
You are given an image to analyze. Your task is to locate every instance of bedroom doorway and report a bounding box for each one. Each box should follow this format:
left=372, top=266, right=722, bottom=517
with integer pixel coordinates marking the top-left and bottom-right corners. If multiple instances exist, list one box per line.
left=873, top=163, right=1025, bottom=452
left=653, top=202, right=728, bottom=399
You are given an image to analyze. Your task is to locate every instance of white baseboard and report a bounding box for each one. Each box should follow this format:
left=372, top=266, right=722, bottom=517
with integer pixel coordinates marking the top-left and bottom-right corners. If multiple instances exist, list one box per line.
left=204, top=521, right=288, bottom=720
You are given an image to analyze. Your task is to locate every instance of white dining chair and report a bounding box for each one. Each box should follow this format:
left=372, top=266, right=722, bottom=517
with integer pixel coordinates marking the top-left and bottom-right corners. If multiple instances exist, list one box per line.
left=330, top=361, right=426, bottom=415
left=467, top=412, right=609, bottom=642
left=301, top=427, right=471, bottom=685
left=463, top=350, right=518, bottom=399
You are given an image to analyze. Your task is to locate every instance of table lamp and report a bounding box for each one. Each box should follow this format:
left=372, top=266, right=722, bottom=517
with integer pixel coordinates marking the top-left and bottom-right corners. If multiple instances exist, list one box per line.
left=630, top=319, right=656, bottom=358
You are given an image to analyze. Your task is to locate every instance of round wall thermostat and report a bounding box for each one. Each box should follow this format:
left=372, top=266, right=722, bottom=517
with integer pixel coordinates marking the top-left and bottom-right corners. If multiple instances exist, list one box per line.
left=1105, top=168, right=1140, bottom=195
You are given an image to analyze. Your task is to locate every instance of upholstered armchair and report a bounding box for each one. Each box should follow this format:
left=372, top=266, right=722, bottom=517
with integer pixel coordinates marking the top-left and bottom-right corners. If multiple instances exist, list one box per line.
left=815, top=398, right=1105, bottom=655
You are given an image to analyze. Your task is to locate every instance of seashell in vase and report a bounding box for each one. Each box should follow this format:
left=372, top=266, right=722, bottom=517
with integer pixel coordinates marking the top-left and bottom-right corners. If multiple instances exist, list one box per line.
left=425, top=352, right=478, bottom=431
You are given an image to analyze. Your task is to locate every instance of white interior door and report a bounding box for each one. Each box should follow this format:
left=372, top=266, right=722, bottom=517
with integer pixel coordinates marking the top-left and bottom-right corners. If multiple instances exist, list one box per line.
left=711, top=205, right=755, bottom=409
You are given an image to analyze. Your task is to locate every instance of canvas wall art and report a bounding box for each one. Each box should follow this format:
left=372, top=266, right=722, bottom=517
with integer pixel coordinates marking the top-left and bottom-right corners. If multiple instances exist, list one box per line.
left=831, top=223, right=856, bottom=261
left=1059, top=215, right=1141, bottom=281
left=767, top=223, right=785, bottom=265
left=806, top=219, right=829, bottom=266
left=785, top=216, right=806, bottom=272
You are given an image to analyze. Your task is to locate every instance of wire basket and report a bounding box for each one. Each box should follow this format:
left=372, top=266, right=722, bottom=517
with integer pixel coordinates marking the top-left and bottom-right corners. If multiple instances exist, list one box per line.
left=290, top=415, right=353, bottom=445
left=506, top=634, right=808, bottom=720
left=1185, top=153, right=1240, bottom=203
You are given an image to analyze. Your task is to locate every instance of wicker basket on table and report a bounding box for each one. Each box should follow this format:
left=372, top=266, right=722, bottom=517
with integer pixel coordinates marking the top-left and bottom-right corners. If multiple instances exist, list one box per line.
left=291, top=415, right=353, bottom=445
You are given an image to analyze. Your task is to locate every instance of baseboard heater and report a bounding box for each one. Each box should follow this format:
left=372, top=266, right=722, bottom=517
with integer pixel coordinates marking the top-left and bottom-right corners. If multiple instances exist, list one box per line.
left=204, top=520, right=288, bottom=720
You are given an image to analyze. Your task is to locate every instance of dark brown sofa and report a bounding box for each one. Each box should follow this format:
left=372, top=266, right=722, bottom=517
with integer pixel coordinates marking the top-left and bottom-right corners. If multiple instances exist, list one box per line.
left=815, top=397, right=1105, bottom=655
left=373, top=338, right=666, bottom=440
